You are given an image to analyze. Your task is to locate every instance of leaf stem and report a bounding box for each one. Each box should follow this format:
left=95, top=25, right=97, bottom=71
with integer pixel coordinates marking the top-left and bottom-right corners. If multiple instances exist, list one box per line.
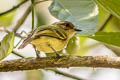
left=31, top=0, right=35, bottom=31
left=12, top=50, right=25, bottom=58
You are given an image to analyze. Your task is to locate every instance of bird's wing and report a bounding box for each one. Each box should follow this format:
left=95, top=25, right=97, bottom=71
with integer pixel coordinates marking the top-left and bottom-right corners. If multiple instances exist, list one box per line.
left=18, top=25, right=67, bottom=49
left=34, top=25, right=67, bottom=40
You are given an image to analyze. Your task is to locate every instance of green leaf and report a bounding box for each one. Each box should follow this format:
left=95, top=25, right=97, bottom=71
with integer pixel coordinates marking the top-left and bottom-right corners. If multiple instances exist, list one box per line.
left=97, top=6, right=109, bottom=28
left=88, top=32, right=120, bottom=47
left=49, top=0, right=98, bottom=34
left=103, top=16, right=120, bottom=32
left=66, top=36, right=96, bottom=56
left=0, top=0, right=23, bottom=27
left=0, top=10, right=16, bottom=26
left=0, top=32, right=14, bottom=60
left=66, top=36, right=78, bottom=55
left=94, top=0, right=120, bottom=19
left=97, top=6, right=120, bottom=32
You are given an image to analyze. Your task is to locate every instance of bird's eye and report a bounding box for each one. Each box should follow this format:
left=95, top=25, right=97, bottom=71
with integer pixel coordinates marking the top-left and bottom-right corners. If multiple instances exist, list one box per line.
left=64, top=23, right=70, bottom=27
left=59, top=21, right=74, bottom=29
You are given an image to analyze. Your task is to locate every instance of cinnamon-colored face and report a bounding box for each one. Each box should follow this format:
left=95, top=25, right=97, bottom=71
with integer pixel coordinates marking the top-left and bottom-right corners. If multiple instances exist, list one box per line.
left=54, top=21, right=82, bottom=31
left=60, top=21, right=74, bottom=29
left=54, top=21, right=74, bottom=30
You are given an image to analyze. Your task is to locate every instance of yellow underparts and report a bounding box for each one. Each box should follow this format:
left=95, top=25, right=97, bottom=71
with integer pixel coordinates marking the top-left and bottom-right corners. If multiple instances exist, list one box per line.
left=31, top=36, right=67, bottom=53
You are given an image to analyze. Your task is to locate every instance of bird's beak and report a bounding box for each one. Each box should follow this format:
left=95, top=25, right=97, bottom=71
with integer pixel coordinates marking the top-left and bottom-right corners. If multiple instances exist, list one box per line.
left=18, top=37, right=32, bottom=49
left=74, top=28, right=82, bottom=32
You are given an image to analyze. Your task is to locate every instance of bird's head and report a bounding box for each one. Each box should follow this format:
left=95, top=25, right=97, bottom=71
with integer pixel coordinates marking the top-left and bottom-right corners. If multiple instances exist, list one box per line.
left=53, top=21, right=82, bottom=37
left=54, top=21, right=81, bottom=32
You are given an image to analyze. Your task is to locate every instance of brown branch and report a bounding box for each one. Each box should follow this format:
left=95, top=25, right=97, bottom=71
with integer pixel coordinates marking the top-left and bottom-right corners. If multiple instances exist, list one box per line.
left=0, top=56, right=120, bottom=72
left=11, top=52, right=84, bottom=80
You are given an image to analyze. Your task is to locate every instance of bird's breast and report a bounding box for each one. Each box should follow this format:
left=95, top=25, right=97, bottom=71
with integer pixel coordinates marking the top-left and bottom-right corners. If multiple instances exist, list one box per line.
left=31, top=36, right=67, bottom=53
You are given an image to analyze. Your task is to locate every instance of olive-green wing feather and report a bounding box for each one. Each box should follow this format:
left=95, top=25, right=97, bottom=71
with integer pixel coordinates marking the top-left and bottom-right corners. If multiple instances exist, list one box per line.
left=34, top=25, right=67, bottom=40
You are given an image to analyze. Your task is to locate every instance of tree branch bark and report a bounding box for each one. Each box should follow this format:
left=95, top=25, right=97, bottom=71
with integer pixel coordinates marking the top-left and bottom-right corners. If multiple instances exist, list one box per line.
left=0, top=56, right=120, bottom=72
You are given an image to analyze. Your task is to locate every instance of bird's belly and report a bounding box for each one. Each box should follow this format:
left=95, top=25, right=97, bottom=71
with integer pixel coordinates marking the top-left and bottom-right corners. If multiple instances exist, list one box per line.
left=31, top=37, right=67, bottom=53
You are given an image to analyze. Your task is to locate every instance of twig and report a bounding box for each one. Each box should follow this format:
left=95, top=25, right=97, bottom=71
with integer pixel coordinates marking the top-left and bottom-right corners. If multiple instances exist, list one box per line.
left=96, top=14, right=113, bottom=31
left=0, top=29, right=24, bottom=38
left=12, top=51, right=25, bottom=58
left=49, top=69, right=85, bottom=80
left=0, top=0, right=29, bottom=16
left=31, top=0, right=35, bottom=31
left=1, top=56, right=120, bottom=72
left=13, top=5, right=31, bottom=32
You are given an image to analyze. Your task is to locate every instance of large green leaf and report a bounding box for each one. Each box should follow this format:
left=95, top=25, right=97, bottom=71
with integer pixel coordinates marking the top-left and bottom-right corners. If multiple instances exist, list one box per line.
left=88, top=32, right=120, bottom=47
left=94, top=0, right=120, bottom=19
left=97, top=6, right=120, bottom=32
left=49, top=0, right=98, bottom=34
left=0, top=32, right=14, bottom=60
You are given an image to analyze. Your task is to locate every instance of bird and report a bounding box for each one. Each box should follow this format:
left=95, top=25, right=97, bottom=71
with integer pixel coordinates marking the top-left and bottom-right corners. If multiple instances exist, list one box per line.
left=18, top=21, right=81, bottom=57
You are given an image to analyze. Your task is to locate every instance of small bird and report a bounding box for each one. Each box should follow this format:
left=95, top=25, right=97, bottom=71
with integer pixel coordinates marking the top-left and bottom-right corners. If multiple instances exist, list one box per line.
left=18, top=21, right=81, bottom=56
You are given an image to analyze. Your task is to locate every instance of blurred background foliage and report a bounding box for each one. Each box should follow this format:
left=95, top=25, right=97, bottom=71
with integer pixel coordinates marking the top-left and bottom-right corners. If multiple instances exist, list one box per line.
left=0, top=0, right=120, bottom=80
